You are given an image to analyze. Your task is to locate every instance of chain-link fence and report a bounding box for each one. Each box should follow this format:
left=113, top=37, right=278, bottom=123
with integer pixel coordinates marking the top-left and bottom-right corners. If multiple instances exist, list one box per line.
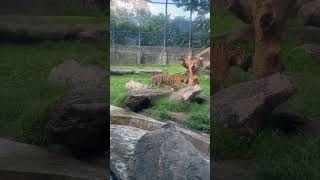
left=110, top=0, right=210, bottom=65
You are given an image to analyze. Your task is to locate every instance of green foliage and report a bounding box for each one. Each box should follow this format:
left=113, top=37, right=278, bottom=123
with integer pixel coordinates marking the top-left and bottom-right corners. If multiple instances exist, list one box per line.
left=111, top=7, right=209, bottom=47
left=184, top=110, right=210, bottom=132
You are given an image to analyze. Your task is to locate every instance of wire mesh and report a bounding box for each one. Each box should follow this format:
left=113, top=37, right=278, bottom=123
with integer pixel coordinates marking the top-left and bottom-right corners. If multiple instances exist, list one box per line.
left=110, top=0, right=209, bottom=65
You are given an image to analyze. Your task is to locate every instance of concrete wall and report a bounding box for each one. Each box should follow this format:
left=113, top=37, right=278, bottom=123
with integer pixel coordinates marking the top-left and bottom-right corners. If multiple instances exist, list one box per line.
left=110, top=45, right=205, bottom=66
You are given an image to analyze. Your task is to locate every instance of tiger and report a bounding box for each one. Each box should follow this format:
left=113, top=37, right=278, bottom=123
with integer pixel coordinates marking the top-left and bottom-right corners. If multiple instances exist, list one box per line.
left=153, top=73, right=188, bottom=89
left=211, top=43, right=253, bottom=88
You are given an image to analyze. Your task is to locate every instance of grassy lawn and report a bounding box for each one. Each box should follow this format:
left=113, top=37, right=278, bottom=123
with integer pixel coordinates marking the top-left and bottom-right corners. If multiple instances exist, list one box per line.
left=110, top=65, right=210, bottom=132
left=0, top=41, right=106, bottom=145
left=213, top=11, right=320, bottom=180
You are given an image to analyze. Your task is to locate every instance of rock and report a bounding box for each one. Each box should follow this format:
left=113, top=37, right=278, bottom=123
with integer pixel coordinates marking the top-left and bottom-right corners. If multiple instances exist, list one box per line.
left=298, top=0, right=320, bottom=26
left=125, top=89, right=172, bottom=111
left=110, top=125, right=147, bottom=180
left=48, top=60, right=107, bottom=87
left=128, top=124, right=210, bottom=180
left=170, top=85, right=203, bottom=102
left=110, top=69, right=135, bottom=75
left=125, top=80, right=149, bottom=90
left=110, top=105, right=210, bottom=157
left=167, top=111, right=189, bottom=123
left=47, top=84, right=108, bottom=156
left=287, top=26, right=320, bottom=44
left=211, top=73, right=296, bottom=135
left=297, top=44, right=320, bottom=62
left=0, top=138, right=106, bottom=180
left=78, top=28, right=107, bottom=41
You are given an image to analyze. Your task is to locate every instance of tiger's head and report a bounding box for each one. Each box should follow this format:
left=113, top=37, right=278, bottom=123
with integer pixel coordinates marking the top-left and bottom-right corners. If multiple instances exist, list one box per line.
left=229, top=49, right=252, bottom=72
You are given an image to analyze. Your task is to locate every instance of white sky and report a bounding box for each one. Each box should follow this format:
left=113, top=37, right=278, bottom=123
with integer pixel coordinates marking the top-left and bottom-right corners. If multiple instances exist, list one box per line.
left=111, top=0, right=209, bottom=20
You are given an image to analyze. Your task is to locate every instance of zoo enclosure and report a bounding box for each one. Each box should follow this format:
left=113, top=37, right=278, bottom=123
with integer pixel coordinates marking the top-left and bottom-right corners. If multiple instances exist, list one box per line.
left=111, top=0, right=210, bottom=65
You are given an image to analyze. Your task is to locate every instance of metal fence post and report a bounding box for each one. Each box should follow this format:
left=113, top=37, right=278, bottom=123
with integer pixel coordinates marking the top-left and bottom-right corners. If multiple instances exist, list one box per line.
left=112, top=16, right=115, bottom=48
left=137, top=11, right=142, bottom=64
left=188, top=0, right=193, bottom=52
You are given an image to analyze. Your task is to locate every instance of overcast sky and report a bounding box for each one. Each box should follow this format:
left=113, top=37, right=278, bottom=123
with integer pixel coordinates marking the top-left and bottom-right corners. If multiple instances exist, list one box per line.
left=111, top=0, right=208, bottom=19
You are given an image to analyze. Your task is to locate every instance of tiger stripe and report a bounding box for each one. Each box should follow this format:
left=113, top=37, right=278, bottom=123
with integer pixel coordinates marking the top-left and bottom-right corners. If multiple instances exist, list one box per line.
left=212, top=43, right=252, bottom=88
left=153, top=74, right=187, bottom=88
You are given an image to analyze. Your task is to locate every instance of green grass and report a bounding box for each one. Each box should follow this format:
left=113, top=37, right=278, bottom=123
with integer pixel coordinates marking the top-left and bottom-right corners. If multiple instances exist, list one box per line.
left=0, top=41, right=106, bottom=145
left=213, top=11, right=320, bottom=179
left=110, top=65, right=210, bottom=132
left=253, top=131, right=320, bottom=180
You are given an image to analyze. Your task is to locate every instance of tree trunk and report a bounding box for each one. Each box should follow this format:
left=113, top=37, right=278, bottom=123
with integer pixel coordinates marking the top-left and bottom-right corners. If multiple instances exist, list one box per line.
left=180, top=48, right=211, bottom=86
left=226, top=0, right=253, bottom=24
left=251, top=0, right=295, bottom=79
left=187, top=53, right=199, bottom=86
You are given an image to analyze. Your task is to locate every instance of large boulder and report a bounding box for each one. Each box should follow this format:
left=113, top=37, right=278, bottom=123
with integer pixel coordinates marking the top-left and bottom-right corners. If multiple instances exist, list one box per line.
left=298, top=0, right=320, bottom=26
left=47, top=84, right=107, bottom=156
left=110, top=125, right=147, bottom=180
left=0, top=138, right=106, bottom=180
left=170, top=85, right=203, bottom=102
left=125, top=80, right=149, bottom=90
left=48, top=60, right=107, bottom=87
left=287, top=26, right=320, bottom=43
left=125, top=89, right=172, bottom=111
left=297, top=44, right=320, bottom=63
left=78, top=28, right=107, bottom=41
left=211, top=73, right=296, bottom=135
left=128, top=124, right=210, bottom=180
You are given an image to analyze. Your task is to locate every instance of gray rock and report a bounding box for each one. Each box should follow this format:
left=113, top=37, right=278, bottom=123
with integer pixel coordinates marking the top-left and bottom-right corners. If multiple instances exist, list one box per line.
left=128, top=124, right=210, bottom=180
left=0, top=138, right=106, bottom=180
left=287, top=26, right=320, bottom=44
left=110, top=105, right=210, bottom=158
left=211, top=73, right=296, bottom=135
left=298, top=0, right=320, bottom=27
left=47, top=84, right=108, bottom=156
left=125, top=89, right=172, bottom=111
left=110, top=125, right=147, bottom=180
left=296, top=44, right=320, bottom=63
left=110, top=69, right=135, bottom=75
left=78, top=28, right=107, bottom=41
left=170, top=85, right=203, bottom=102
left=125, top=80, right=149, bottom=90
left=48, top=60, right=107, bottom=88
